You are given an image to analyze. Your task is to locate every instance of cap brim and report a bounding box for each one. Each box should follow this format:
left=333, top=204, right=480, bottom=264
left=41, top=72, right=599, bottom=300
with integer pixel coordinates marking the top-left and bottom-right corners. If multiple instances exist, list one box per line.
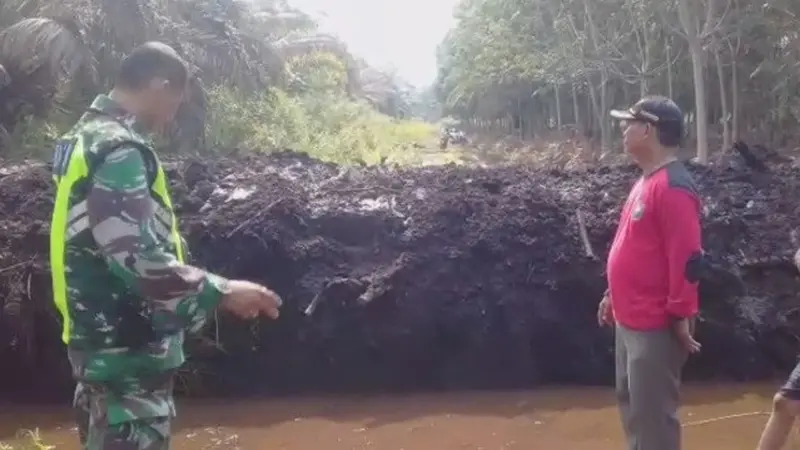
left=609, top=109, right=635, bottom=120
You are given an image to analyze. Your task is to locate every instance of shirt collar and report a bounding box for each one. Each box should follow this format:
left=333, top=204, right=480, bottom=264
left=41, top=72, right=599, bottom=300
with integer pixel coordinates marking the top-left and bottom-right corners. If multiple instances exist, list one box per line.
left=643, top=156, right=678, bottom=178
left=88, top=94, right=150, bottom=137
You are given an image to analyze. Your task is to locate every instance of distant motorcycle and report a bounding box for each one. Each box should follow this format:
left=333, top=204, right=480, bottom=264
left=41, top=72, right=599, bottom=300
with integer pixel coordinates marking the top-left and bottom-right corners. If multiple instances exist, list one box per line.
left=440, top=129, right=467, bottom=149
left=440, top=135, right=449, bottom=149
left=450, top=131, right=467, bottom=145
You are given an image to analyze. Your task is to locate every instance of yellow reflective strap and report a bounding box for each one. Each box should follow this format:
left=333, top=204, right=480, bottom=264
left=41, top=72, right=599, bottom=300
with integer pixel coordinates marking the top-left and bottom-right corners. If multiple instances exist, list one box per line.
left=151, top=157, right=184, bottom=263
left=50, top=135, right=89, bottom=344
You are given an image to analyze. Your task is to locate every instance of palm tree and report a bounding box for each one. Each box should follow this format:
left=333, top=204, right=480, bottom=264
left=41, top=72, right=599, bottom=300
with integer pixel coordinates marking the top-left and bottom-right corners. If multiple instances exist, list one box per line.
left=0, top=0, right=414, bottom=152
left=0, top=16, right=92, bottom=148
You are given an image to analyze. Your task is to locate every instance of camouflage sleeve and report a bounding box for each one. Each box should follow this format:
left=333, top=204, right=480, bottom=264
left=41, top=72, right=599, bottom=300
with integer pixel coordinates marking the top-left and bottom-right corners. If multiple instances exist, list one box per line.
left=86, top=145, right=229, bottom=335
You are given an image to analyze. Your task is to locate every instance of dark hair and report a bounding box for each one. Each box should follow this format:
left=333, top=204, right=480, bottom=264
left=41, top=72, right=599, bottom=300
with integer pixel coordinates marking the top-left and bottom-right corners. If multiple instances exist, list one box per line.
left=114, top=42, right=188, bottom=92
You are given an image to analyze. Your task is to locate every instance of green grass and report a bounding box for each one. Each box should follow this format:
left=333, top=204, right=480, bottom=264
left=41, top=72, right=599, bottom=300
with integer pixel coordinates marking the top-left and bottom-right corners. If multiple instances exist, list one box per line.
left=5, top=116, right=64, bottom=160
left=4, top=85, right=462, bottom=167
left=205, top=85, right=463, bottom=165
left=0, top=429, right=54, bottom=450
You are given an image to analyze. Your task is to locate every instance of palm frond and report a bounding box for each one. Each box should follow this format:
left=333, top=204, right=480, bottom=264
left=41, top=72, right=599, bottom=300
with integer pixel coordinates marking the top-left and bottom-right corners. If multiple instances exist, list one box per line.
left=0, top=17, right=91, bottom=84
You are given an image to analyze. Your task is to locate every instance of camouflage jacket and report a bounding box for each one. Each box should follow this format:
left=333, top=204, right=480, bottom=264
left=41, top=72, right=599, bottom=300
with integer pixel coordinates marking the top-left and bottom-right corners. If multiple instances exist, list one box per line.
left=55, top=95, right=229, bottom=400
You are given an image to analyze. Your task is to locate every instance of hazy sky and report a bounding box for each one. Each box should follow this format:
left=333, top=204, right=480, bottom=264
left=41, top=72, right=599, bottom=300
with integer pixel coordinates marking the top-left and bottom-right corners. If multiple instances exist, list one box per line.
left=288, top=0, right=459, bottom=87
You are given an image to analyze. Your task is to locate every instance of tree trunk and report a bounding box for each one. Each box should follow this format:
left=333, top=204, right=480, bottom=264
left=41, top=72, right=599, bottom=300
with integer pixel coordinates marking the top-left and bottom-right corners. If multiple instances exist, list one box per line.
left=690, top=48, right=708, bottom=161
left=587, top=79, right=598, bottom=145
left=714, top=42, right=730, bottom=151
left=599, top=70, right=610, bottom=151
left=677, top=0, right=710, bottom=162
left=727, top=33, right=740, bottom=142
left=666, top=37, right=674, bottom=99
left=554, top=83, right=562, bottom=130
left=639, top=17, right=651, bottom=97
left=582, top=0, right=610, bottom=151
left=572, top=81, right=580, bottom=128
left=730, top=56, right=739, bottom=142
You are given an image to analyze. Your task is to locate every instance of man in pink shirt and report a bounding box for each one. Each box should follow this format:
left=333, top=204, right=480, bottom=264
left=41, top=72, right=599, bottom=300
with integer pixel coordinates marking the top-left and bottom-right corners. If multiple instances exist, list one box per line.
left=598, top=96, right=703, bottom=450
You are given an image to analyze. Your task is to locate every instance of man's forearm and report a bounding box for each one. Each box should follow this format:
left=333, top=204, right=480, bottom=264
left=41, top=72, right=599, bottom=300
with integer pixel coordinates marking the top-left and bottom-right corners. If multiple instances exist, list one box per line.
left=104, top=240, right=229, bottom=334
left=87, top=146, right=228, bottom=335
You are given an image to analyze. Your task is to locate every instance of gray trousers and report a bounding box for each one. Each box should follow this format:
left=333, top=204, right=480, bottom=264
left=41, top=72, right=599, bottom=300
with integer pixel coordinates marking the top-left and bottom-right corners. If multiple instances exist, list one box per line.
left=615, top=324, right=688, bottom=450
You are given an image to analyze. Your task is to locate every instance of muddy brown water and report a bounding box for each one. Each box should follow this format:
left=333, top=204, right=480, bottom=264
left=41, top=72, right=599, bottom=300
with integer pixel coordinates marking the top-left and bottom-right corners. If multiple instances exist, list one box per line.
left=0, top=383, right=795, bottom=449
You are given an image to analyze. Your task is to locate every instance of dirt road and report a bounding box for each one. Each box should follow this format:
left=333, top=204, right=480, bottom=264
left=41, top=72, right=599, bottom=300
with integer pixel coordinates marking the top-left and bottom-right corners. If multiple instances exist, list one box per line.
left=0, top=383, right=789, bottom=449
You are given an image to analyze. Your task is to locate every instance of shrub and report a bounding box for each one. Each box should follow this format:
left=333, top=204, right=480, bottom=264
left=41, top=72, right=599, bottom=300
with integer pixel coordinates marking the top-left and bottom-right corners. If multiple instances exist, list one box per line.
left=205, top=85, right=451, bottom=165
left=4, top=85, right=454, bottom=167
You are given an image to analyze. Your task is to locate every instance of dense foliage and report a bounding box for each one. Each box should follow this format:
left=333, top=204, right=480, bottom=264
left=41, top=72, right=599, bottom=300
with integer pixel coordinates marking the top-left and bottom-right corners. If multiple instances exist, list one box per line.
left=435, top=0, right=800, bottom=161
left=0, top=0, right=439, bottom=163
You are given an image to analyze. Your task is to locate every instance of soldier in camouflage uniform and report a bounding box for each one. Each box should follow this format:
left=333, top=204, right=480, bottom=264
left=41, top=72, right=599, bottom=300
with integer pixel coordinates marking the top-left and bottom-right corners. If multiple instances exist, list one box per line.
left=49, top=42, right=283, bottom=450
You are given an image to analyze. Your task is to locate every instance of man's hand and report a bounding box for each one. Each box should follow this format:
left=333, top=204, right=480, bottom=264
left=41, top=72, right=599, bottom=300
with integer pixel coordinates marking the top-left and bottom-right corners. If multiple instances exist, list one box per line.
left=673, top=317, right=701, bottom=353
left=597, top=294, right=614, bottom=327
left=220, top=280, right=282, bottom=320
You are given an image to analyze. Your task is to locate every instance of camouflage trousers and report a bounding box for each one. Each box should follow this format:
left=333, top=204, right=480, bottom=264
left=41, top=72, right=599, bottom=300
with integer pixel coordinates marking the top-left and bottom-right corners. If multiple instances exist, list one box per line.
left=73, top=373, right=176, bottom=450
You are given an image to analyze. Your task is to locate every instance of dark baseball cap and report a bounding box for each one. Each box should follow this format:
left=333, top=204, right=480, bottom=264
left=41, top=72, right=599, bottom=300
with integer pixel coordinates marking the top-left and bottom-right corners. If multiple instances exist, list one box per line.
left=610, top=96, right=684, bottom=145
left=610, top=96, right=683, bottom=124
